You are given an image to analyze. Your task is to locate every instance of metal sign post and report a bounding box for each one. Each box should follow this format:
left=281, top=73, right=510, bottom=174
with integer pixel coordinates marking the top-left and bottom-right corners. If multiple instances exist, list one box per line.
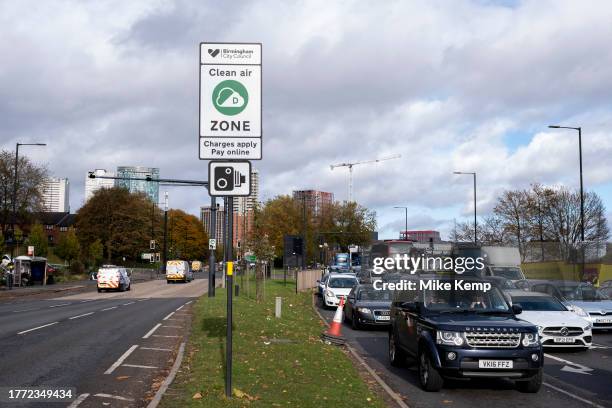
left=208, top=196, right=217, bottom=297
left=225, top=197, right=234, bottom=397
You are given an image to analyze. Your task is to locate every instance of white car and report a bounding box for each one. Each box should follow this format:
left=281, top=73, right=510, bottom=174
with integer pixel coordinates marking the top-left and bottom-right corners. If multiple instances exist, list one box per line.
left=323, top=274, right=359, bottom=308
left=508, top=291, right=592, bottom=349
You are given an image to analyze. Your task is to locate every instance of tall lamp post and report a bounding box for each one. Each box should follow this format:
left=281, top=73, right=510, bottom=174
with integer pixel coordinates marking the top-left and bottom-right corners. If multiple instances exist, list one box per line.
left=453, top=171, right=477, bottom=244
left=162, top=192, right=168, bottom=274
left=394, top=206, right=409, bottom=240
left=11, top=142, right=46, bottom=256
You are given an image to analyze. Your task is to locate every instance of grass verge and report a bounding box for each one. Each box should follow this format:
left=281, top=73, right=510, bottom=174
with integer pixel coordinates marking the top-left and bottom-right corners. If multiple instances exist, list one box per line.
left=160, top=279, right=386, bottom=408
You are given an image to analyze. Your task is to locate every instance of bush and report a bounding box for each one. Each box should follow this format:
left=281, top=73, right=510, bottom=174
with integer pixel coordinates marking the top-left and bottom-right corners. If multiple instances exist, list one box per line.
left=70, top=260, right=85, bottom=275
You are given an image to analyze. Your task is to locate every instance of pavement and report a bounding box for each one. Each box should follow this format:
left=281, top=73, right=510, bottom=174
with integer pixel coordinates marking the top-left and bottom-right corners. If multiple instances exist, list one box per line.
left=316, top=296, right=612, bottom=408
left=0, top=274, right=208, bottom=407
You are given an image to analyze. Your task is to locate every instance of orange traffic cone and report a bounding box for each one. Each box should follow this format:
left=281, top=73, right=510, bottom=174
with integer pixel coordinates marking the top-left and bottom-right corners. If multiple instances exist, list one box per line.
left=321, top=297, right=346, bottom=345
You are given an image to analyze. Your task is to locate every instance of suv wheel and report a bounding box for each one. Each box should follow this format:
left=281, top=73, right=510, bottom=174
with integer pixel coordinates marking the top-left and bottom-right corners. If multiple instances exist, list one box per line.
left=388, top=331, right=405, bottom=367
left=352, top=312, right=362, bottom=330
left=516, top=369, right=542, bottom=393
left=418, top=348, right=443, bottom=391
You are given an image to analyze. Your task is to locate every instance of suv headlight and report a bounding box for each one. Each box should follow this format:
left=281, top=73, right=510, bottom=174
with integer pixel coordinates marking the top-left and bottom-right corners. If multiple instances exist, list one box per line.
left=585, top=322, right=593, bottom=331
left=357, top=307, right=371, bottom=314
left=436, top=331, right=464, bottom=346
left=325, top=290, right=334, bottom=298
left=570, top=305, right=589, bottom=318
left=537, top=325, right=544, bottom=334
left=522, top=332, right=539, bottom=347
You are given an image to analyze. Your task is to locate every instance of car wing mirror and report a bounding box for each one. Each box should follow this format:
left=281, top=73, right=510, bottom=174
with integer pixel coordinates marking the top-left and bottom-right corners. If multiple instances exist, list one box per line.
left=512, top=304, right=522, bottom=315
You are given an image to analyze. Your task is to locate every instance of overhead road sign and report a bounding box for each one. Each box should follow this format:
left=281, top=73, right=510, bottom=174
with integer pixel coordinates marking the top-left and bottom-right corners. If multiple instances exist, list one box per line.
left=208, top=161, right=251, bottom=196
left=200, top=42, right=262, bottom=160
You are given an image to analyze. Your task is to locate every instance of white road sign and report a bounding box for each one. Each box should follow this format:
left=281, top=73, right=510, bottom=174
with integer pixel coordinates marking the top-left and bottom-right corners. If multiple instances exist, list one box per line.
left=208, top=161, right=251, bottom=196
left=200, top=43, right=262, bottom=160
left=209, top=239, right=217, bottom=250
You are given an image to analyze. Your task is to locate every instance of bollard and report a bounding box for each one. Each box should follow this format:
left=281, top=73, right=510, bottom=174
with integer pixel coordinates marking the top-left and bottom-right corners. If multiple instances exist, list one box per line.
left=235, top=284, right=240, bottom=297
left=275, top=296, right=282, bottom=318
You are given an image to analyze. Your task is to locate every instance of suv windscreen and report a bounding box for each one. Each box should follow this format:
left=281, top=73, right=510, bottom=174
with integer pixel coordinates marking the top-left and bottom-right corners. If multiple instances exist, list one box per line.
left=358, top=288, right=392, bottom=301
left=328, top=278, right=357, bottom=288
left=491, top=267, right=523, bottom=280
left=512, top=296, right=567, bottom=311
left=422, top=284, right=510, bottom=312
left=559, top=284, right=610, bottom=301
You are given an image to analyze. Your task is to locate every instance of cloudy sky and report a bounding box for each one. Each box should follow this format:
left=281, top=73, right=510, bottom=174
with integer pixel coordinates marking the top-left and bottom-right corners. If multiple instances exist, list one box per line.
left=1, top=0, right=611, bottom=240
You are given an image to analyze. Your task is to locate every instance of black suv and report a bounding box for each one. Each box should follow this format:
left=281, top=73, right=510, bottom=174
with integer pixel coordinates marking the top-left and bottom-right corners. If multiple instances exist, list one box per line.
left=389, top=276, right=543, bottom=392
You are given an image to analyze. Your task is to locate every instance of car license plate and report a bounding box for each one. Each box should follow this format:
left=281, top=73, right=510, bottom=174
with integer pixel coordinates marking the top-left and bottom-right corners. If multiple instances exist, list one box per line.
left=376, top=315, right=390, bottom=321
left=553, top=337, right=575, bottom=343
left=596, top=318, right=612, bottom=324
left=478, top=360, right=513, bottom=369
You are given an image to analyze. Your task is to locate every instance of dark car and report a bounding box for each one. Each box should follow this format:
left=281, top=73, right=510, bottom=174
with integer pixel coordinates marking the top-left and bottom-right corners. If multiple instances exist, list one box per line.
left=344, top=284, right=392, bottom=329
left=389, top=276, right=543, bottom=392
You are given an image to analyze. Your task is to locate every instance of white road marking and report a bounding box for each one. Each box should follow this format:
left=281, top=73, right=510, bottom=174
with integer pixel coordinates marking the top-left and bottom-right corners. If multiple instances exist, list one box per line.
left=545, top=353, right=594, bottom=375
left=141, top=347, right=172, bottom=351
left=152, top=335, right=180, bottom=338
left=80, top=299, right=96, bottom=303
left=101, top=306, right=117, bottom=311
left=93, top=393, right=134, bottom=402
left=185, top=300, right=192, bottom=305
left=162, top=312, right=175, bottom=320
left=17, top=321, right=59, bottom=335
left=49, top=303, right=71, bottom=308
left=162, top=325, right=183, bottom=328
left=67, top=393, right=90, bottom=407
left=175, top=305, right=184, bottom=311
left=164, top=318, right=182, bottom=321
left=122, top=363, right=158, bottom=369
left=143, top=323, right=162, bottom=339
left=591, top=343, right=610, bottom=349
left=138, top=298, right=150, bottom=302
left=123, top=302, right=135, bottom=306
left=543, top=382, right=607, bottom=408
left=69, top=312, right=94, bottom=320
left=104, top=345, right=139, bottom=374
left=12, top=308, right=36, bottom=313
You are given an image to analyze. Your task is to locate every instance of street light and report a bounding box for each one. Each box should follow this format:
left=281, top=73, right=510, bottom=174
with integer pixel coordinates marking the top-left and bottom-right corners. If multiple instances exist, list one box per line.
left=548, top=125, right=584, bottom=243
left=393, top=206, right=409, bottom=240
left=11, top=142, right=46, bottom=256
left=162, top=192, right=168, bottom=274
left=453, top=171, right=477, bottom=244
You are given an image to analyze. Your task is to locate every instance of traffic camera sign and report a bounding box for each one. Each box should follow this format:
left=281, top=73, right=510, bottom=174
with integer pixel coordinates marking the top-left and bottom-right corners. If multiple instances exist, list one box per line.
left=209, top=239, right=217, bottom=250
left=200, top=43, right=262, bottom=160
left=208, top=161, right=251, bottom=196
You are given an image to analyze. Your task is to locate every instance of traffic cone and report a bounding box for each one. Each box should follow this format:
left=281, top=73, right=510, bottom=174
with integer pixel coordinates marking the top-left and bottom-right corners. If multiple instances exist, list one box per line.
left=321, top=297, right=346, bottom=345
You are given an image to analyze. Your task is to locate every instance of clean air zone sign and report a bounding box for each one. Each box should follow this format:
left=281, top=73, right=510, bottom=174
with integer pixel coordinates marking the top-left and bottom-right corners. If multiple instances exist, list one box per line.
left=199, top=42, right=262, bottom=160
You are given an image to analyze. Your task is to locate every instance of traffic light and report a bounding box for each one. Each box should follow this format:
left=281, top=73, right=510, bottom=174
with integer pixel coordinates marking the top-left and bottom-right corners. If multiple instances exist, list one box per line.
left=293, top=237, right=303, bottom=255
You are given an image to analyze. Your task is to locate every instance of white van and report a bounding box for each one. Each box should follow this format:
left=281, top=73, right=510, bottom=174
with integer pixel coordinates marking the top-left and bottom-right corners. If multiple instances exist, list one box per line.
left=166, top=260, right=193, bottom=283
left=97, top=266, right=131, bottom=292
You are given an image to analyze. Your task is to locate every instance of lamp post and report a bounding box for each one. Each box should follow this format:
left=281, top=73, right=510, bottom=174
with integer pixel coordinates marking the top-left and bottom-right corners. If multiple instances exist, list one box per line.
left=453, top=171, right=477, bottom=244
left=162, top=192, right=168, bottom=274
left=11, top=142, right=46, bottom=256
left=394, top=206, right=409, bottom=240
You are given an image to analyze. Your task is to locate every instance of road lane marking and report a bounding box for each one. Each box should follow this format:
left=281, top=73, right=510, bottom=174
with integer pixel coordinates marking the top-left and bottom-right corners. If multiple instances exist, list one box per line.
left=67, top=393, right=90, bottom=407
left=49, top=303, right=71, bottom=308
left=146, top=342, right=185, bottom=408
left=122, top=363, right=158, bottom=369
left=101, top=306, right=117, bottom=311
left=93, top=393, right=134, bottom=401
left=123, top=302, right=135, bottom=306
left=12, top=308, right=37, bottom=312
left=175, top=305, right=184, bottom=311
left=152, top=335, right=180, bottom=338
left=104, top=345, right=139, bottom=374
left=162, top=312, right=174, bottom=320
left=141, top=347, right=172, bottom=351
left=185, top=300, right=192, bottom=305
left=164, top=318, right=181, bottom=321
left=143, top=323, right=162, bottom=339
left=543, top=382, right=606, bottom=408
left=162, top=325, right=183, bottom=328
left=69, top=312, right=94, bottom=320
left=17, top=322, right=59, bottom=335
left=545, top=353, right=594, bottom=375
left=80, top=299, right=96, bottom=303
left=138, top=298, right=150, bottom=302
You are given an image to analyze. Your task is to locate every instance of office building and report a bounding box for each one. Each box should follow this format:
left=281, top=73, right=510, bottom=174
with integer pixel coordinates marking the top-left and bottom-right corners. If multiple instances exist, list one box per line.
left=292, top=190, right=334, bottom=216
left=201, top=204, right=225, bottom=243
left=232, top=169, right=260, bottom=213
left=115, top=166, right=159, bottom=202
left=42, top=177, right=70, bottom=212
left=85, top=169, right=115, bottom=202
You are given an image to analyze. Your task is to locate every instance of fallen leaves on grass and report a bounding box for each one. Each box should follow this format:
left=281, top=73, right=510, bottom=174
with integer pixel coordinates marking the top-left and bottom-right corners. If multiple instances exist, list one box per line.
left=192, top=392, right=203, bottom=399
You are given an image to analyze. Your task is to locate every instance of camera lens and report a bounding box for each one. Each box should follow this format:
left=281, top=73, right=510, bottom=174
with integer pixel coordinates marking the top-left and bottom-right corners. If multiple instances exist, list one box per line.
left=217, top=178, right=228, bottom=189
left=225, top=168, right=232, bottom=175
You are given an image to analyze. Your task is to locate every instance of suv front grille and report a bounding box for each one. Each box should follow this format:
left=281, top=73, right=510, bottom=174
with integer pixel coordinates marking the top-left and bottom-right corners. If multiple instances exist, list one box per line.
left=542, top=327, right=583, bottom=336
left=465, top=331, right=521, bottom=348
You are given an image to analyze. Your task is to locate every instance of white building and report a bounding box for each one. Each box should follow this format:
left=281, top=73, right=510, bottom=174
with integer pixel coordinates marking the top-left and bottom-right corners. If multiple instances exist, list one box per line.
left=42, top=177, right=70, bottom=212
left=85, top=169, right=115, bottom=202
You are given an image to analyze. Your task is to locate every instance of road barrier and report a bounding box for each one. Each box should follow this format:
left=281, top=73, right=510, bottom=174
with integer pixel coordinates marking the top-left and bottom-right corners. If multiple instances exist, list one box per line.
left=296, top=269, right=322, bottom=291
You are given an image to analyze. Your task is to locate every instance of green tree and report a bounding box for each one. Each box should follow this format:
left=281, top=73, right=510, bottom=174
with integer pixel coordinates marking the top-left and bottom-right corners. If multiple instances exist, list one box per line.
left=87, top=239, right=104, bottom=268
left=27, top=223, right=48, bottom=257
left=55, top=230, right=80, bottom=266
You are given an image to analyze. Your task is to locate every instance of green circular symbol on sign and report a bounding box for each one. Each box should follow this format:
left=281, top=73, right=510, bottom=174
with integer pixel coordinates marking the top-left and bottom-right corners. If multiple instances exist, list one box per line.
left=212, top=80, right=249, bottom=116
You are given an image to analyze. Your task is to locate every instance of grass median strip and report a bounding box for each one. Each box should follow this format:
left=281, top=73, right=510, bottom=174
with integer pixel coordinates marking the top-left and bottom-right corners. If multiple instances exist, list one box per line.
left=160, top=280, right=386, bottom=408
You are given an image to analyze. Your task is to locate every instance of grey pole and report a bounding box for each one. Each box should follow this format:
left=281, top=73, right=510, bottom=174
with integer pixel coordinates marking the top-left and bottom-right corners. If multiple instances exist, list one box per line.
left=473, top=172, right=477, bottom=244
left=162, top=192, right=168, bottom=274
left=208, top=196, right=216, bottom=297
left=225, top=197, right=234, bottom=397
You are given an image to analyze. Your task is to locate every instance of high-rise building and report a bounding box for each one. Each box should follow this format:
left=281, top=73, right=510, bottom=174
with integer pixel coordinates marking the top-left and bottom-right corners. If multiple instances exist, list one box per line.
left=85, top=169, right=115, bottom=202
left=292, top=190, right=334, bottom=216
left=231, top=169, right=259, bottom=250
left=115, top=166, right=159, bottom=202
left=232, top=169, right=259, bottom=213
left=200, top=204, right=225, bottom=243
left=42, top=177, right=70, bottom=212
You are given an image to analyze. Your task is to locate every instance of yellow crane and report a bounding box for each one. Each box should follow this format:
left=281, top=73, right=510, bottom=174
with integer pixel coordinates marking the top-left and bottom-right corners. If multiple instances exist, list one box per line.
left=330, top=154, right=401, bottom=202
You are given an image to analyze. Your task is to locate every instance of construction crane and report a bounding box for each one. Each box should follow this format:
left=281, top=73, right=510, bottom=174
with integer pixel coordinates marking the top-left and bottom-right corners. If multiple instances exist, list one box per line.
left=330, top=154, right=401, bottom=202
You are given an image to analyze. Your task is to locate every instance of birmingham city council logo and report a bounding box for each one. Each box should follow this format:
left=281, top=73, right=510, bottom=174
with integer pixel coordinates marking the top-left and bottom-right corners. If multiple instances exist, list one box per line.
left=212, top=80, right=248, bottom=116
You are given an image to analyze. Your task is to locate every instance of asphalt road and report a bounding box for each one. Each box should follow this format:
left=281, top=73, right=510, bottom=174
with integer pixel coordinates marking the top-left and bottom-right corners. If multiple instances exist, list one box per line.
left=0, top=276, right=208, bottom=407
left=316, top=296, right=612, bottom=408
